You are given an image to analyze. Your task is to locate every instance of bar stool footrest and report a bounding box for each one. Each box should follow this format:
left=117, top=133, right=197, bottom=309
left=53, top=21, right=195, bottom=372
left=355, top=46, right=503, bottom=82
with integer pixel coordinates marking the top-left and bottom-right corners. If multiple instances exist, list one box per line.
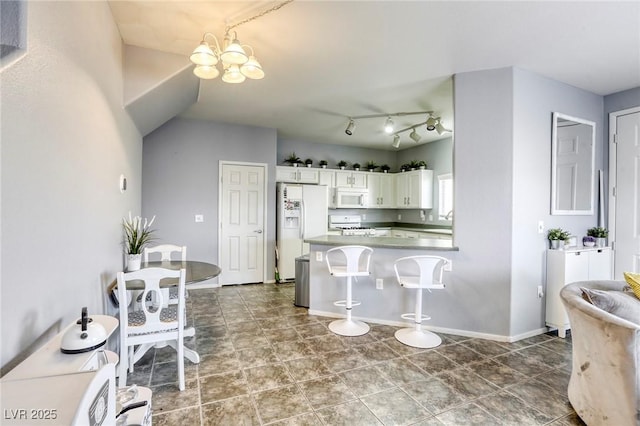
left=400, top=313, right=431, bottom=322
left=334, top=300, right=361, bottom=308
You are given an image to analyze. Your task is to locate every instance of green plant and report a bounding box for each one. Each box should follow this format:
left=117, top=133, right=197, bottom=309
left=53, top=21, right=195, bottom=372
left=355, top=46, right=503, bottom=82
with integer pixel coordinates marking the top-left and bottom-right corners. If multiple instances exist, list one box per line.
left=284, top=152, right=301, bottom=164
left=123, top=213, right=156, bottom=254
left=319, top=160, right=328, bottom=166
left=547, top=228, right=570, bottom=241
left=380, top=164, right=391, bottom=171
left=365, top=161, right=378, bottom=170
left=409, top=160, right=421, bottom=169
left=304, top=158, right=313, bottom=165
left=417, top=160, right=427, bottom=168
left=352, top=163, right=361, bottom=170
left=337, top=160, right=348, bottom=168
left=400, top=163, right=410, bottom=171
left=587, top=227, right=609, bottom=238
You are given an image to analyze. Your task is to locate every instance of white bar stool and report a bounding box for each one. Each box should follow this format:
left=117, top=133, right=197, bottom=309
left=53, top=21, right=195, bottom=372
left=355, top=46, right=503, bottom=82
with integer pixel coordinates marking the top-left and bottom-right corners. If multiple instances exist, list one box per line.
left=393, top=255, right=450, bottom=348
left=325, top=245, right=373, bottom=336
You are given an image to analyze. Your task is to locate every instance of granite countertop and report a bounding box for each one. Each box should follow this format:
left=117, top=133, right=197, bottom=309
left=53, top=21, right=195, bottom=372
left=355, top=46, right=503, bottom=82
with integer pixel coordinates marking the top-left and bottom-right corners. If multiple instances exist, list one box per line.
left=365, top=222, right=453, bottom=234
left=305, top=235, right=458, bottom=251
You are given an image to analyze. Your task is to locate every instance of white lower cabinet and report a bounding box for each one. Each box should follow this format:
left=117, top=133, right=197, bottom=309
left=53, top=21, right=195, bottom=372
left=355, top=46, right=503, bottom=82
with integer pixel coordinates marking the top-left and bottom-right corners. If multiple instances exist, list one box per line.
left=545, top=247, right=612, bottom=338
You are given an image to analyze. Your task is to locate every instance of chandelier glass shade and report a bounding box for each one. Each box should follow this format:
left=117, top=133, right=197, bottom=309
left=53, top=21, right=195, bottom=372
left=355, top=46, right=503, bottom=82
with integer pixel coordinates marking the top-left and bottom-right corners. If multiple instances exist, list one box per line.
left=190, top=31, right=264, bottom=82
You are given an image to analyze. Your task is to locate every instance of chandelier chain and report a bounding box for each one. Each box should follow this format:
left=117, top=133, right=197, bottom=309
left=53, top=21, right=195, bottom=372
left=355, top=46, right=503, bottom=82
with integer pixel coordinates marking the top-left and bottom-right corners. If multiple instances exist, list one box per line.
left=226, top=0, right=294, bottom=32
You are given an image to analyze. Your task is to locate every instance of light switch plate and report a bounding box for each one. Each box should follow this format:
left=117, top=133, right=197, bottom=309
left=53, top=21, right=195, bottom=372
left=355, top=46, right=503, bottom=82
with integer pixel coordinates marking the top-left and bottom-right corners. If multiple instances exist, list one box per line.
left=316, top=251, right=323, bottom=261
left=376, top=278, right=383, bottom=289
left=195, top=214, right=204, bottom=223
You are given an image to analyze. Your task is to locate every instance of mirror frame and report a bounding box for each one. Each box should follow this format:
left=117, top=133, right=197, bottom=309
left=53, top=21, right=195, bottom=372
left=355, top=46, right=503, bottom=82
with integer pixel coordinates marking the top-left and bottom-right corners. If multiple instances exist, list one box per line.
left=551, top=112, right=596, bottom=215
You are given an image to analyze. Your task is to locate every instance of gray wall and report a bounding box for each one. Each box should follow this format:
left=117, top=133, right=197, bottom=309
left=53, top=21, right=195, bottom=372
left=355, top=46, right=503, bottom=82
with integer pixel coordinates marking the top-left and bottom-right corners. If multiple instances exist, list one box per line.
left=511, top=68, right=604, bottom=336
left=142, top=117, right=278, bottom=282
left=1, top=2, right=141, bottom=371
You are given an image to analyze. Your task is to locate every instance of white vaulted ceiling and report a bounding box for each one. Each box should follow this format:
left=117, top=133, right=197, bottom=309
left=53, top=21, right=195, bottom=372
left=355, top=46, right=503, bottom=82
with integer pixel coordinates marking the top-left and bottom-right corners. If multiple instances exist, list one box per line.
left=109, top=1, right=640, bottom=149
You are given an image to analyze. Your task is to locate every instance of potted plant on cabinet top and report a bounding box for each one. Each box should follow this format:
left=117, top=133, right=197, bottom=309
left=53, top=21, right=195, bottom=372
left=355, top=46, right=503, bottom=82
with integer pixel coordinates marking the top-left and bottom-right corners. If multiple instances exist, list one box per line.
left=587, top=227, right=608, bottom=247
left=352, top=163, right=361, bottom=171
left=304, top=158, right=313, bottom=167
left=380, top=164, right=391, bottom=173
left=337, top=160, right=347, bottom=170
left=319, top=160, right=328, bottom=169
left=284, top=153, right=301, bottom=167
left=123, top=212, right=156, bottom=271
left=365, top=161, right=378, bottom=172
left=417, top=160, right=427, bottom=169
left=548, top=228, right=570, bottom=250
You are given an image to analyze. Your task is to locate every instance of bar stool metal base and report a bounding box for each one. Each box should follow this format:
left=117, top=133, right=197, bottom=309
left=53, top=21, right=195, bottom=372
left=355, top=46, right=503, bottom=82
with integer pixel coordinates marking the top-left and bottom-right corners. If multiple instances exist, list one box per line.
left=329, top=318, right=370, bottom=336
left=395, top=327, right=442, bottom=348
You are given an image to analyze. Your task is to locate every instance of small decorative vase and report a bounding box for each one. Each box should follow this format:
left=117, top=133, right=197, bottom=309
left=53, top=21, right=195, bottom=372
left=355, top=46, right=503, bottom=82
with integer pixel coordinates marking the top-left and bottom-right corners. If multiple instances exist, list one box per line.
left=596, top=237, right=606, bottom=247
left=321, top=165, right=327, bottom=169
left=340, top=166, right=345, bottom=170
left=549, top=240, right=561, bottom=250
left=383, top=170, right=388, bottom=173
left=354, top=167, right=360, bottom=171
left=127, top=253, right=142, bottom=271
left=306, top=164, right=312, bottom=168
left=292, top=163, right=298, bottom=167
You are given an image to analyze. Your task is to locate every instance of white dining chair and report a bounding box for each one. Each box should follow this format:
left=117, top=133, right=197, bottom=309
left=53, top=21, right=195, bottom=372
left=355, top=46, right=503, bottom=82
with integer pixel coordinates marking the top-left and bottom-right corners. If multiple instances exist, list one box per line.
left=116, top=267, right=187, bottom=391
left=393, top=255, right=450, bottom=348
left=142, top=244, right=187, bottom=304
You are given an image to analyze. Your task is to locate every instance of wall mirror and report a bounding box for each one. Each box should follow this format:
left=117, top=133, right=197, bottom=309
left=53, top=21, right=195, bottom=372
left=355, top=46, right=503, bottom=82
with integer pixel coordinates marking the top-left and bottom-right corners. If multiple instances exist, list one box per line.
left=551, top=112, right=596, bottom=215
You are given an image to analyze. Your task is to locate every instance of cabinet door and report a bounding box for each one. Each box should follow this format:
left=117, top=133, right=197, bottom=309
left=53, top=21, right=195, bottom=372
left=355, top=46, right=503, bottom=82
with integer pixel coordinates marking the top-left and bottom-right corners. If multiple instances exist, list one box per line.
left=297, top=168, right=319, bottom=184
left=351, top=172, right=368, bottom=188
left=335, top=171, right=352, bottom=187
left=588, top=248, right=612, bottom=280
left=378, top=174, right=395, bottom=208
left=276, top=166, right=299, bottom=182
left=367, top=174, right=381, bottom=208
left=564, top=251, right=590, bottom=283
left=407, top=172, right=422, bottom=208
left=391, top=230, right=406, bottom=238
left=395, top=173, right=409, bottom=207
left=318, top=170, right=335, bottom=187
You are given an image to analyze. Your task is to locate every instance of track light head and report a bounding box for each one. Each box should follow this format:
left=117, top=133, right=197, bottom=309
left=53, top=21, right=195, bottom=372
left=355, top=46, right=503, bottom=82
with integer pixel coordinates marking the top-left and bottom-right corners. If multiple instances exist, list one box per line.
left=384, top=117, right=394, bottom=134
left=345, top=119, right=355, bottom=136
left=435, top=118, right=452, bottom=135
left=410, top=128, right=421, bottom=143
left=392, top=134, right=400, bottom=148
left=425, top=116, right=437, bottom=131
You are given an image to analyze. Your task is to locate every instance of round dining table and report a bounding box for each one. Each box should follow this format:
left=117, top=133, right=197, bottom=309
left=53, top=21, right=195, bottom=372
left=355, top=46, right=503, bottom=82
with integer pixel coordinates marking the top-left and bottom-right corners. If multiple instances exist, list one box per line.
left=115, top=260, right=221, bottom=365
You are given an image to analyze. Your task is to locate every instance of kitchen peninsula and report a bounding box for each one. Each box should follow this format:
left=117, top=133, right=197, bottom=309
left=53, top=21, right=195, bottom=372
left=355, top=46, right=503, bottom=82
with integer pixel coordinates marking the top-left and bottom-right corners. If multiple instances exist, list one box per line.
left=304, top=234, right=461, bottom=334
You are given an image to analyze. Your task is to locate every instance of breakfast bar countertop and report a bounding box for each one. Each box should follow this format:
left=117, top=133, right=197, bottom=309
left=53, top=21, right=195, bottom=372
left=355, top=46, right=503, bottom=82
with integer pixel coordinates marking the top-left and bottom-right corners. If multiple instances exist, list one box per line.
left=305, top=235, right=459, bottom=251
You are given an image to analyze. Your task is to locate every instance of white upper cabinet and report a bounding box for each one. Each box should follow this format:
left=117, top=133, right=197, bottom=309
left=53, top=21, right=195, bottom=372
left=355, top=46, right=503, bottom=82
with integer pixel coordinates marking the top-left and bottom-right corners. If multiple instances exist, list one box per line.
left=276, top=166, right=319, bottom=184
left=395, top=169, right=433, bottom=209
left=367, top=173, right=395, bottom=208
left=335, top=170, right=368, bottom=188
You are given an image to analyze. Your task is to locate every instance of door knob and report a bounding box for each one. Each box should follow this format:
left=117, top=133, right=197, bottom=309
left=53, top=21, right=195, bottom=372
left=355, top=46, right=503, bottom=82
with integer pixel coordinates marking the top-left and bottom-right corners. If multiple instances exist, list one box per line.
left=254, top=230, right=263, bottom=234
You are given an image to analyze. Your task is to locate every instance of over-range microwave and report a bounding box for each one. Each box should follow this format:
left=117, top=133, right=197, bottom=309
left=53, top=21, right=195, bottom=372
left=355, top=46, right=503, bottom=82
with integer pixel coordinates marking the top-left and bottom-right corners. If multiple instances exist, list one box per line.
left=332, top=188, right=369, bottom=208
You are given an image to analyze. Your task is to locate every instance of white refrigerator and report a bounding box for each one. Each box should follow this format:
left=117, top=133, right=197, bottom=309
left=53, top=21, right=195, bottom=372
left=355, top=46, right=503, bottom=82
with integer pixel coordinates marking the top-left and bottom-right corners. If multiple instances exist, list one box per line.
left=276, top=182, right=328, bottom=281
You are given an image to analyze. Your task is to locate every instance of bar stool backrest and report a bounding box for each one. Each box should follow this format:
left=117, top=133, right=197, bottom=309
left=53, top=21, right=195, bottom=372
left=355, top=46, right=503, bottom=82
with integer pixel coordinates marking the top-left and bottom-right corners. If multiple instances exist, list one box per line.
left=394, top=255, right=450, bottom=289
left=326, top=245, right=373, bottom=277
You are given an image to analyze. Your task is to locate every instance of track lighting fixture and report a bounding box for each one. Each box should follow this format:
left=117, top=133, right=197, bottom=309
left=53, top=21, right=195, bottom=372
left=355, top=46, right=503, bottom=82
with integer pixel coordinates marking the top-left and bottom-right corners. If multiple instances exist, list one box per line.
left=384, top=117, right=394, bottom=134
left=425, top=116, right=437, bottom=131
left=341, top=110, right=451, bottom=148
left=409, top=128, right=421, bottom=143
left=392, top=134, right=401, bottom=148
left=345, top=120, right=355, bottom=135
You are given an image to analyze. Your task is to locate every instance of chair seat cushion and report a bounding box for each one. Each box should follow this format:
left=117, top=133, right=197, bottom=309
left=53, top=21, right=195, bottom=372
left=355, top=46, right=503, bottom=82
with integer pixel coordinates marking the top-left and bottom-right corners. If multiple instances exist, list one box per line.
left=128, top=306, right=179, bottom=327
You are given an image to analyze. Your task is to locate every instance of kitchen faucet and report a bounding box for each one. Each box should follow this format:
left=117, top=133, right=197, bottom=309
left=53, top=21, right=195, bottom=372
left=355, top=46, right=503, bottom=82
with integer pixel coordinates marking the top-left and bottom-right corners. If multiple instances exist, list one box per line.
left=444, top=210, right=454, bottom=220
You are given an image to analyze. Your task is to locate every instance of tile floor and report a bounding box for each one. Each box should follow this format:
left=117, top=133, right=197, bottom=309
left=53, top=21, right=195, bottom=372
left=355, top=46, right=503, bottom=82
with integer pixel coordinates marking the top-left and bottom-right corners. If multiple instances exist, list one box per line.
left=125, top=283, right=586, bottom=425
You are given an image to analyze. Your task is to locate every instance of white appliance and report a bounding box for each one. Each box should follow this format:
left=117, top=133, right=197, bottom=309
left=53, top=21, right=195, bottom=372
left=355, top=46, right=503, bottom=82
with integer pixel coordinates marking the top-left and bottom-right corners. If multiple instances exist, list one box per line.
left=332, top=187, right=369, bottom=208
left=277, top=182, right=328, bottom=281
left=329, top=215, right=377, bottom=236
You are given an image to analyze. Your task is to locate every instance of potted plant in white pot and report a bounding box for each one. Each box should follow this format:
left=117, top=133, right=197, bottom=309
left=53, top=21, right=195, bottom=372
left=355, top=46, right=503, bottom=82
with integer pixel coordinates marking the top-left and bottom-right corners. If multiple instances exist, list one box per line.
left=337, top=160, right=347, bottom=170
left=319, top=160, right=328, bottom=169
left=123, top=213, right=156, bottom=271
left=587, top=227, right=609, bottom=247
left=284, top=153, right=301, bottom=167
left=547, top=228, right=570, bottom=250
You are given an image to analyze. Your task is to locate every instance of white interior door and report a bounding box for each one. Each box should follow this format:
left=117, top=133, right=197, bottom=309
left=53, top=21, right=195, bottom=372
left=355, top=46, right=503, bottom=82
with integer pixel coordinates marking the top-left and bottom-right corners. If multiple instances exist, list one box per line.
left=219, top=162, right=266, bottom=284
left=610, top=108, right=640, bottom=277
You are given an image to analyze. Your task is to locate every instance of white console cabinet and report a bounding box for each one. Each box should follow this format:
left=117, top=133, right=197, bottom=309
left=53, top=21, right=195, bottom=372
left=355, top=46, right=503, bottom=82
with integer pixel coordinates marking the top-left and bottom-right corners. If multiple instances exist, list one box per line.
left=546, top=247, right=612, bottom=337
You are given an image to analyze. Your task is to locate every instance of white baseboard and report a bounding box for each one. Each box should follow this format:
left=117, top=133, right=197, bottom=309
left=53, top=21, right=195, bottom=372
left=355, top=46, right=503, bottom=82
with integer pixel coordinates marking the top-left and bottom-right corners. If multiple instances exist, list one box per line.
left=308, top=309, right=548, bottom=343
